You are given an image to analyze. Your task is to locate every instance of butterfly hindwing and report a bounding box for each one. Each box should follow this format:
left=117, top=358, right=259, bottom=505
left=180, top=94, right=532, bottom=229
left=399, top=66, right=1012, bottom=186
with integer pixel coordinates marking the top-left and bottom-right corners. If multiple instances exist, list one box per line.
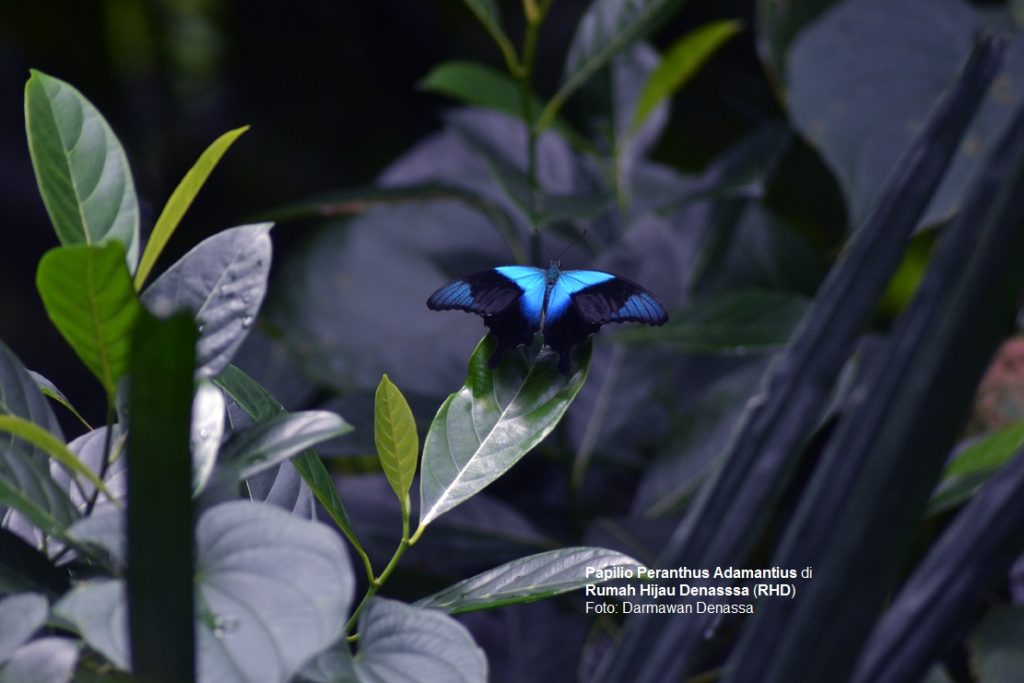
left=543, top=270, right=667, bottom=374
left=427, top=267, right=547, bottom=368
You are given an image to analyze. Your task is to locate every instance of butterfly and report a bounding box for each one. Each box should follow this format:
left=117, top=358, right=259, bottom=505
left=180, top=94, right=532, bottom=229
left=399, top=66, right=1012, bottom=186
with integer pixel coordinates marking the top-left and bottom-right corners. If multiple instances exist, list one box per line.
left=427, top=261, right=668, bottom=374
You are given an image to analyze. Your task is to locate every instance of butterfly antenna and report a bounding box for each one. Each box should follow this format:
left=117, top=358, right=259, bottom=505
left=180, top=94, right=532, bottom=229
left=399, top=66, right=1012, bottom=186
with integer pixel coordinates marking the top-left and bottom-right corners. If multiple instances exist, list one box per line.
left=555, top=228, right=589, bottom=261
left=533, top=227, right=557, bottom=264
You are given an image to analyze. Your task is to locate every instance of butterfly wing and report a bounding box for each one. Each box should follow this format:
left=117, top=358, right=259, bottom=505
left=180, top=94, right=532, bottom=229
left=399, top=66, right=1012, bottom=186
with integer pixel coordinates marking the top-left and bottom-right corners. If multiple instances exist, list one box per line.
left=427, top=266, right=547, bottom=368
left=544, top=270, right=667, bottom=373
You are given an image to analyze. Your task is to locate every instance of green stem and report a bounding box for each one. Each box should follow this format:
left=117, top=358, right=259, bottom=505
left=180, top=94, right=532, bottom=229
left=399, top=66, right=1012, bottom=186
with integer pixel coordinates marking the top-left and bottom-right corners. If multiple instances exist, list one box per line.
left=83, top=401, right=117, bottom=517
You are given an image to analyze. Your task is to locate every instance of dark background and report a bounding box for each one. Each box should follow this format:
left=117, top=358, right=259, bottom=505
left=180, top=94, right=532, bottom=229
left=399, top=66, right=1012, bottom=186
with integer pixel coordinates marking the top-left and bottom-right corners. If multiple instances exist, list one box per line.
left=0, top=0, right=765, bottom=429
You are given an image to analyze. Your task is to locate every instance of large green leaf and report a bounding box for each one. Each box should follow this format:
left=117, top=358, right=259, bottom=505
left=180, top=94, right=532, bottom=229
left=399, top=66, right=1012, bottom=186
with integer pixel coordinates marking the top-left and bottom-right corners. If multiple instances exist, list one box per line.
left=928, top=422, right=1024, bottom=516
left=36, top=242, right=140, bottom=397
left=374, top=375, right=418, bottom=507
left=631, top=20, right=741, bottom=131
left=141, top=223, right=272, bottom=378
left=219, top=410, right=352, bottom=480
left=0, top=593, right=48, bottom=663
left=415, top=547, right=641, bottom=614
left=126, top=310, right=197, bottom=681
left=618, top=289, right=808, bottom=352
left=55, top=501, right=354, bottom=682
left=540, top=0, right=686, bottom=130
left=418, top=337, right=590, bottom=528
left=787, top=0, right=1024, bottom=227
left=135, top=125, right=249, bottom=289
left=302, top=599, right=487, bottom=683
left=24, top=70, right=140, bottom=270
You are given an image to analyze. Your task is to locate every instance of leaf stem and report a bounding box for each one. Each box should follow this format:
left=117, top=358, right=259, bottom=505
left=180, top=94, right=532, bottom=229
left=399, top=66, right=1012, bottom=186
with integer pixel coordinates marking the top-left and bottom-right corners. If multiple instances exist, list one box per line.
left=83, top=401, right=117, bottom=516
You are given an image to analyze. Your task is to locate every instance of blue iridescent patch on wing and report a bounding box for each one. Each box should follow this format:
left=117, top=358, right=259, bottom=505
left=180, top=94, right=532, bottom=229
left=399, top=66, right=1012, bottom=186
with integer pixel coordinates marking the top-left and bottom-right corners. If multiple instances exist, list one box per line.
left=495, top=265, right=548, bottom=326
left=428, top=280, right=474, bottom=309
left=611, top=292, right=665, bottom=322
left=548, top=270, right=615, bottom=322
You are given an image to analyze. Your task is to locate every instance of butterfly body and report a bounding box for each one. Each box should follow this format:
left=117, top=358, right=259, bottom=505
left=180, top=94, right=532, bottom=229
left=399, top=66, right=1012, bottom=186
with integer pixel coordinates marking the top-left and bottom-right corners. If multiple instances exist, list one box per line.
left=428, top=261, right=667, bottom=374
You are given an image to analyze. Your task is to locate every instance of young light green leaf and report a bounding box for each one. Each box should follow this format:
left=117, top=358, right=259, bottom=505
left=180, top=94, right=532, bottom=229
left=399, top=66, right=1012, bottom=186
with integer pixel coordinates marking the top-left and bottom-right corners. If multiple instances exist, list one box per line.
left=418, top=337, right=590, bottom=528
left=141, top=223, right=271, bottom=378
left=24, top=70, right=140, bottom=270
left=218, top=410, right=352, bottom=480
left=631, top=20, right=741, bottom=131
left=134, top=126, right=249, bottom=289
left=0, top=415, right=113, bottom=502
left=415, top=547, right=642, bottom=614
left=540, top=0, right=686, bottom=131
left=928, top=422, right=1024, bottom=516
left=36, top=243, right=140, bottom=398
left=26, top=371, right=90, bottom=430
left=303, top=598, right=486, bottom=683
left=374, top=374, right=418, bottom=507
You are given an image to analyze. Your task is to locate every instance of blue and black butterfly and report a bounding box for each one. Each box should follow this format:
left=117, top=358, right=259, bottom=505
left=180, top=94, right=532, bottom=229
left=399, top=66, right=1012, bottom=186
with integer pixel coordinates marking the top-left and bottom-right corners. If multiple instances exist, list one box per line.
left=428, top=261, right=668, bottom=374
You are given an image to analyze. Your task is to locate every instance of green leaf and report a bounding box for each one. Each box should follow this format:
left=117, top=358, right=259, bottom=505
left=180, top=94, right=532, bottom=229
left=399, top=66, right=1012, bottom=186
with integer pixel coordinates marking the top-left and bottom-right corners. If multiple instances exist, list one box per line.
left=541, top=0, right=686, bottom=130
left=415, top=547, right=642, bottom=614
left=24, top=70, right=140, bottom=270
left=0, top=415, right=112, bottom=503
left=27, top=371, right=90, bottom=430
left=0, top=341, right=64, bottom=462
left=928, top=423, right=1024, bottom=516
left=0, top=637, right=79, bottom=683
left=219, top=410, right=353, bottom=480
left=421, top=61, right=540, bottom=123
left=618, top=289, right=808, bottom=352
left=374, top=375, right=418, bottom=507
left=213, top=365, right=360, bottom=548
left=418, top=337, right=590, bottom=528
left=36, top=242, right=140, bottom=397
left=141, top=223, right=272, bottom=378
left=631, top=20, right=741, bottom=132
left=302, top=598, right=486, bottom=683
left=55, top=501, right=354, bottom=681
left=969, top=607, right=1024, bottom=681
left=135, top=125, right=249, bottom=289
left=0, top=593, right=48, bottom=664
left=0, top=445, right=78, bottom=542
left=126, top=310, right=197, bottom=681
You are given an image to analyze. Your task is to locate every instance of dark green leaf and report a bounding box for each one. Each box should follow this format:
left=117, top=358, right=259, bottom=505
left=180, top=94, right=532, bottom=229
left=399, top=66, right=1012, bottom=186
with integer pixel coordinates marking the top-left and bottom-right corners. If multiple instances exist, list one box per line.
left=0, top=637, right=79, bottom=683
left=27, top=371, right=90, bottom=430
left=0, top=593, right=48, bottom=663
left=0, top=529, right=70, bottom=598
left=374, top=375, right=418, bottom=506
left=420, top=61, right=542, bottom=125
left=135, top=126, right=249, bottom=289
left=0, top=342, right=63, bottom=457
left=303, top=598, right=486, bottom=683
left=415, top=547, right=641, bottom=614
left=928, top=423, right=1024, bottom=516
left=459, top=0, right=511, bottom=60
left=24, top=70, right=140, bottom=270
left=56, top=501, right=354, bottom=681
left=126, top=310, right=196, bottom=681
left=419, top=337, right=590, bottom=528
left=618, top=289, right=808, bottom=352
left=0, top=443, right=78, bottom=541
left=141, top=223, right=272, bottom=378
left=36, top=243, right=140, bottom=397
left=219, top=409, right=352, bottom=480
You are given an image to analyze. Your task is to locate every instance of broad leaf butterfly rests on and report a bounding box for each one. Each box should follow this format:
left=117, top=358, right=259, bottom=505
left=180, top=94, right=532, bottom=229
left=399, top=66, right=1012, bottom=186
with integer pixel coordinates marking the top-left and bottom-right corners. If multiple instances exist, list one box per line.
left=427, top=261, right=668, bottom=375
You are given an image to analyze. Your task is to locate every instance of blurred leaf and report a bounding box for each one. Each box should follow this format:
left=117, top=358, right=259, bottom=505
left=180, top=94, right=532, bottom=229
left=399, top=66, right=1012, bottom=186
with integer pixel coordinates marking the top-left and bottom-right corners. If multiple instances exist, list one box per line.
left=619, top=289, right=807, bottom=352
left=0, top=637, right=79, bottom=683
left=928, top=422, right=1024, bottom=516
left=57, top=501, right=354, bottom=682
left=542, top=0, right=686, bottom=130
left=415, top=547, right=641, bottom=614
left=0, top=529, right=70, bottom=598
left=214, top=366, right=360, bottom=548
left=459, top=0, right=512, bottom=61
left=969, top=607, right=1024, bottom=681
left=374, top=375, right=418, bottom=507
left=141, top=223, right=272, bottom=378
left=190, top=381, right=224, bottom=496
left=1014, top=0, right=1024, bottom=28
left=755, top=0, right=839, bottom=79
left=135, top=125, right=249, bottom=289
left=26, top=371, right=89, bottom=430
left=36, top=243, right=140, bottom=397
left=24, top=70, right=140, bottom=270
left=418, top=337, right=590, bottom=528
left=126, top=310, right=196, bottom=681
left=632, top=20, right=741, bottom=132
left=0, top=593, right=48, bottom=663
left=878, top=230, right=935, bottom=317
left=67, top=510, right=124, bottom=568
left=219, top=410, right=352, bottom=480
left=302, top=598, right=486, bottom=683
left=787, top=0, right=1024, bottom=227
left=0, top=415, right=112, bottom=503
